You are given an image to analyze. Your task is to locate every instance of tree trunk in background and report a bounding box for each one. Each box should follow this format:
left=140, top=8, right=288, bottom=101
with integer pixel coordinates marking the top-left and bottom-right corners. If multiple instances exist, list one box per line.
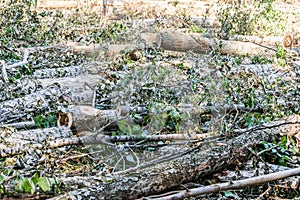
left=155, top=32, right=276, bottom=56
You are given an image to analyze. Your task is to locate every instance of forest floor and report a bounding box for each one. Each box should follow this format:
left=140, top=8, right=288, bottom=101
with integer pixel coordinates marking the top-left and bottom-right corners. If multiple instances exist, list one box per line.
left=0, top=0, right=300, bottom=199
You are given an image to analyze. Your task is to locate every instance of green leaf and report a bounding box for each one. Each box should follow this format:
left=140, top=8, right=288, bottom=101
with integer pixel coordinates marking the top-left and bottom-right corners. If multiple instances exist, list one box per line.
left=31, top=173, right=39, bottom=185
left=224, top=190, right=234, bottom=197
left=47, top=114, right=57, bottom=125
left=37, top=177, right=51, bottom=192
left=117, top=120, right=127, bottom=132
left=0, top=173, right=6, bottom=183
left=132, top=125, right=141, bottom=134
left=21, top=179, right=36, bottom=194
left=133, top=114, right=142, bottom=120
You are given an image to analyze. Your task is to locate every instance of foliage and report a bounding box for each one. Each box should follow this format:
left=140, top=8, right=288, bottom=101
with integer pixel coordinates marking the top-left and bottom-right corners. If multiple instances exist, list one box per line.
left=189, top=24, right=207, bottom=34
left=33, top=112, right=57, bottom=128
left=0, top=170, right=60, bottom=195
left=254, top=141, right=294, bottom=167
left=0, top=0, right=57, bottom=47
left=90, top=22, right=128, bottom=44
left=0, top=50, right=20, bottom=62
left=222, top=68, right=298, bottom=128
left=217, top=3, right=254, bottom=38
left=0, top=0, right=134, bottom=50
left=147, top=102, right=182, bottom=132
left=118, top=120, right=143, bottom=136
left=15, top=173, right=60, bottom=194
left=251, top=55, right=271, bottom=64
left=217, top=0, right=286, bottom=38
left=274, top=43, right=287, bottom=67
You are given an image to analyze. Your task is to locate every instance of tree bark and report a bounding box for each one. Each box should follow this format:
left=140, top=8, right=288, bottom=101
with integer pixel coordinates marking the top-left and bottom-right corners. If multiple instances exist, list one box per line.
left=146, top=167, right=300, bottom=200
left=65, top=33, right=157, bottom=57
left=56, top=104, right=269, bottom=134
left=33, top=65, right=86, bottom=79
left=0, top=85, right=62, bottom=123
left=0, top=126, right=73, bottom=157
left=0, top=78, right=40, bottom=102
left=57, top=105, right=120, bottom=133
left=38, top=74, right=102, bottom=105
left=49, top=115, right=300, bottom=200
left=229, top=35, right=284, bottom=46
left=155, top=32, right=276, bottom=56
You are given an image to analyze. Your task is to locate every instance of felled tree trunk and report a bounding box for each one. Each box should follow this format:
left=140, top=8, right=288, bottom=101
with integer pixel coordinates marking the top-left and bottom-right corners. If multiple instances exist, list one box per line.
left=50, top=115, right=300, bottom=200
left=66, top=43, right=135, bottom=57
left=57, top=106, right=120, bottom=133
left=32, top=65, right=87, bottom=79
left=66, top=33, right=157, bottom=57
left=155, top=32, right=276, bottom=56
left=56, top=104, right=270, bottom=135
left=0, top=126, right=73, bottom=157
left=38, top=74, right=103, bottom=105
left=0, top=85, right=62, bottom=123
left=0, top=78, right=40, bottom=102
left=229, top=35, right=284, bottom=46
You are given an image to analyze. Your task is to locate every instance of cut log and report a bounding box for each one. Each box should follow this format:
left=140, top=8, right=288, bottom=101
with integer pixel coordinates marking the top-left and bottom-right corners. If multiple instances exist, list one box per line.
left=38, top=74, right=103, bottom=105
left=49, top=114, right=300, bottom=200
left=118, top=17, right=219, bottom=29
left=0, top=78, right=40, bottom=102
left=0, top=126, right=73, bottom=157
left=147, top=167, right=300, bottom=199
left=56, top=104, right=272, bottom=134
left=57, top=105, right=120, bottom=133
left=0, top=126, right=73, bottom=147
left=155, top=32, right=276, bottom=56
left=229, top=35, right=285, bottom=46
left=0, top=85, right=62, bottom=123
left=32, top=65, right=87, bottom=79
left=0, top=127, right=205, bottom=157
left=66, top=43, right=137, bottom=57
left=57, top=105, right=152, bottom=133
left=65, top=33, right=157, bottom=56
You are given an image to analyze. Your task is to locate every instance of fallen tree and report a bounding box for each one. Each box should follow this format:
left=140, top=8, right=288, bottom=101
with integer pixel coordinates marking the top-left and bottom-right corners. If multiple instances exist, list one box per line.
left=38, top=74, right=103, bottom=105
left=0, top=85, right=62, bottom=123
left=155, top=32, right=277, bottom=56
left=49, top=115, right=300, bottom=200
left=145, top=167, right=300, bottom=200
left=65, top=32, right=280, bottom=57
